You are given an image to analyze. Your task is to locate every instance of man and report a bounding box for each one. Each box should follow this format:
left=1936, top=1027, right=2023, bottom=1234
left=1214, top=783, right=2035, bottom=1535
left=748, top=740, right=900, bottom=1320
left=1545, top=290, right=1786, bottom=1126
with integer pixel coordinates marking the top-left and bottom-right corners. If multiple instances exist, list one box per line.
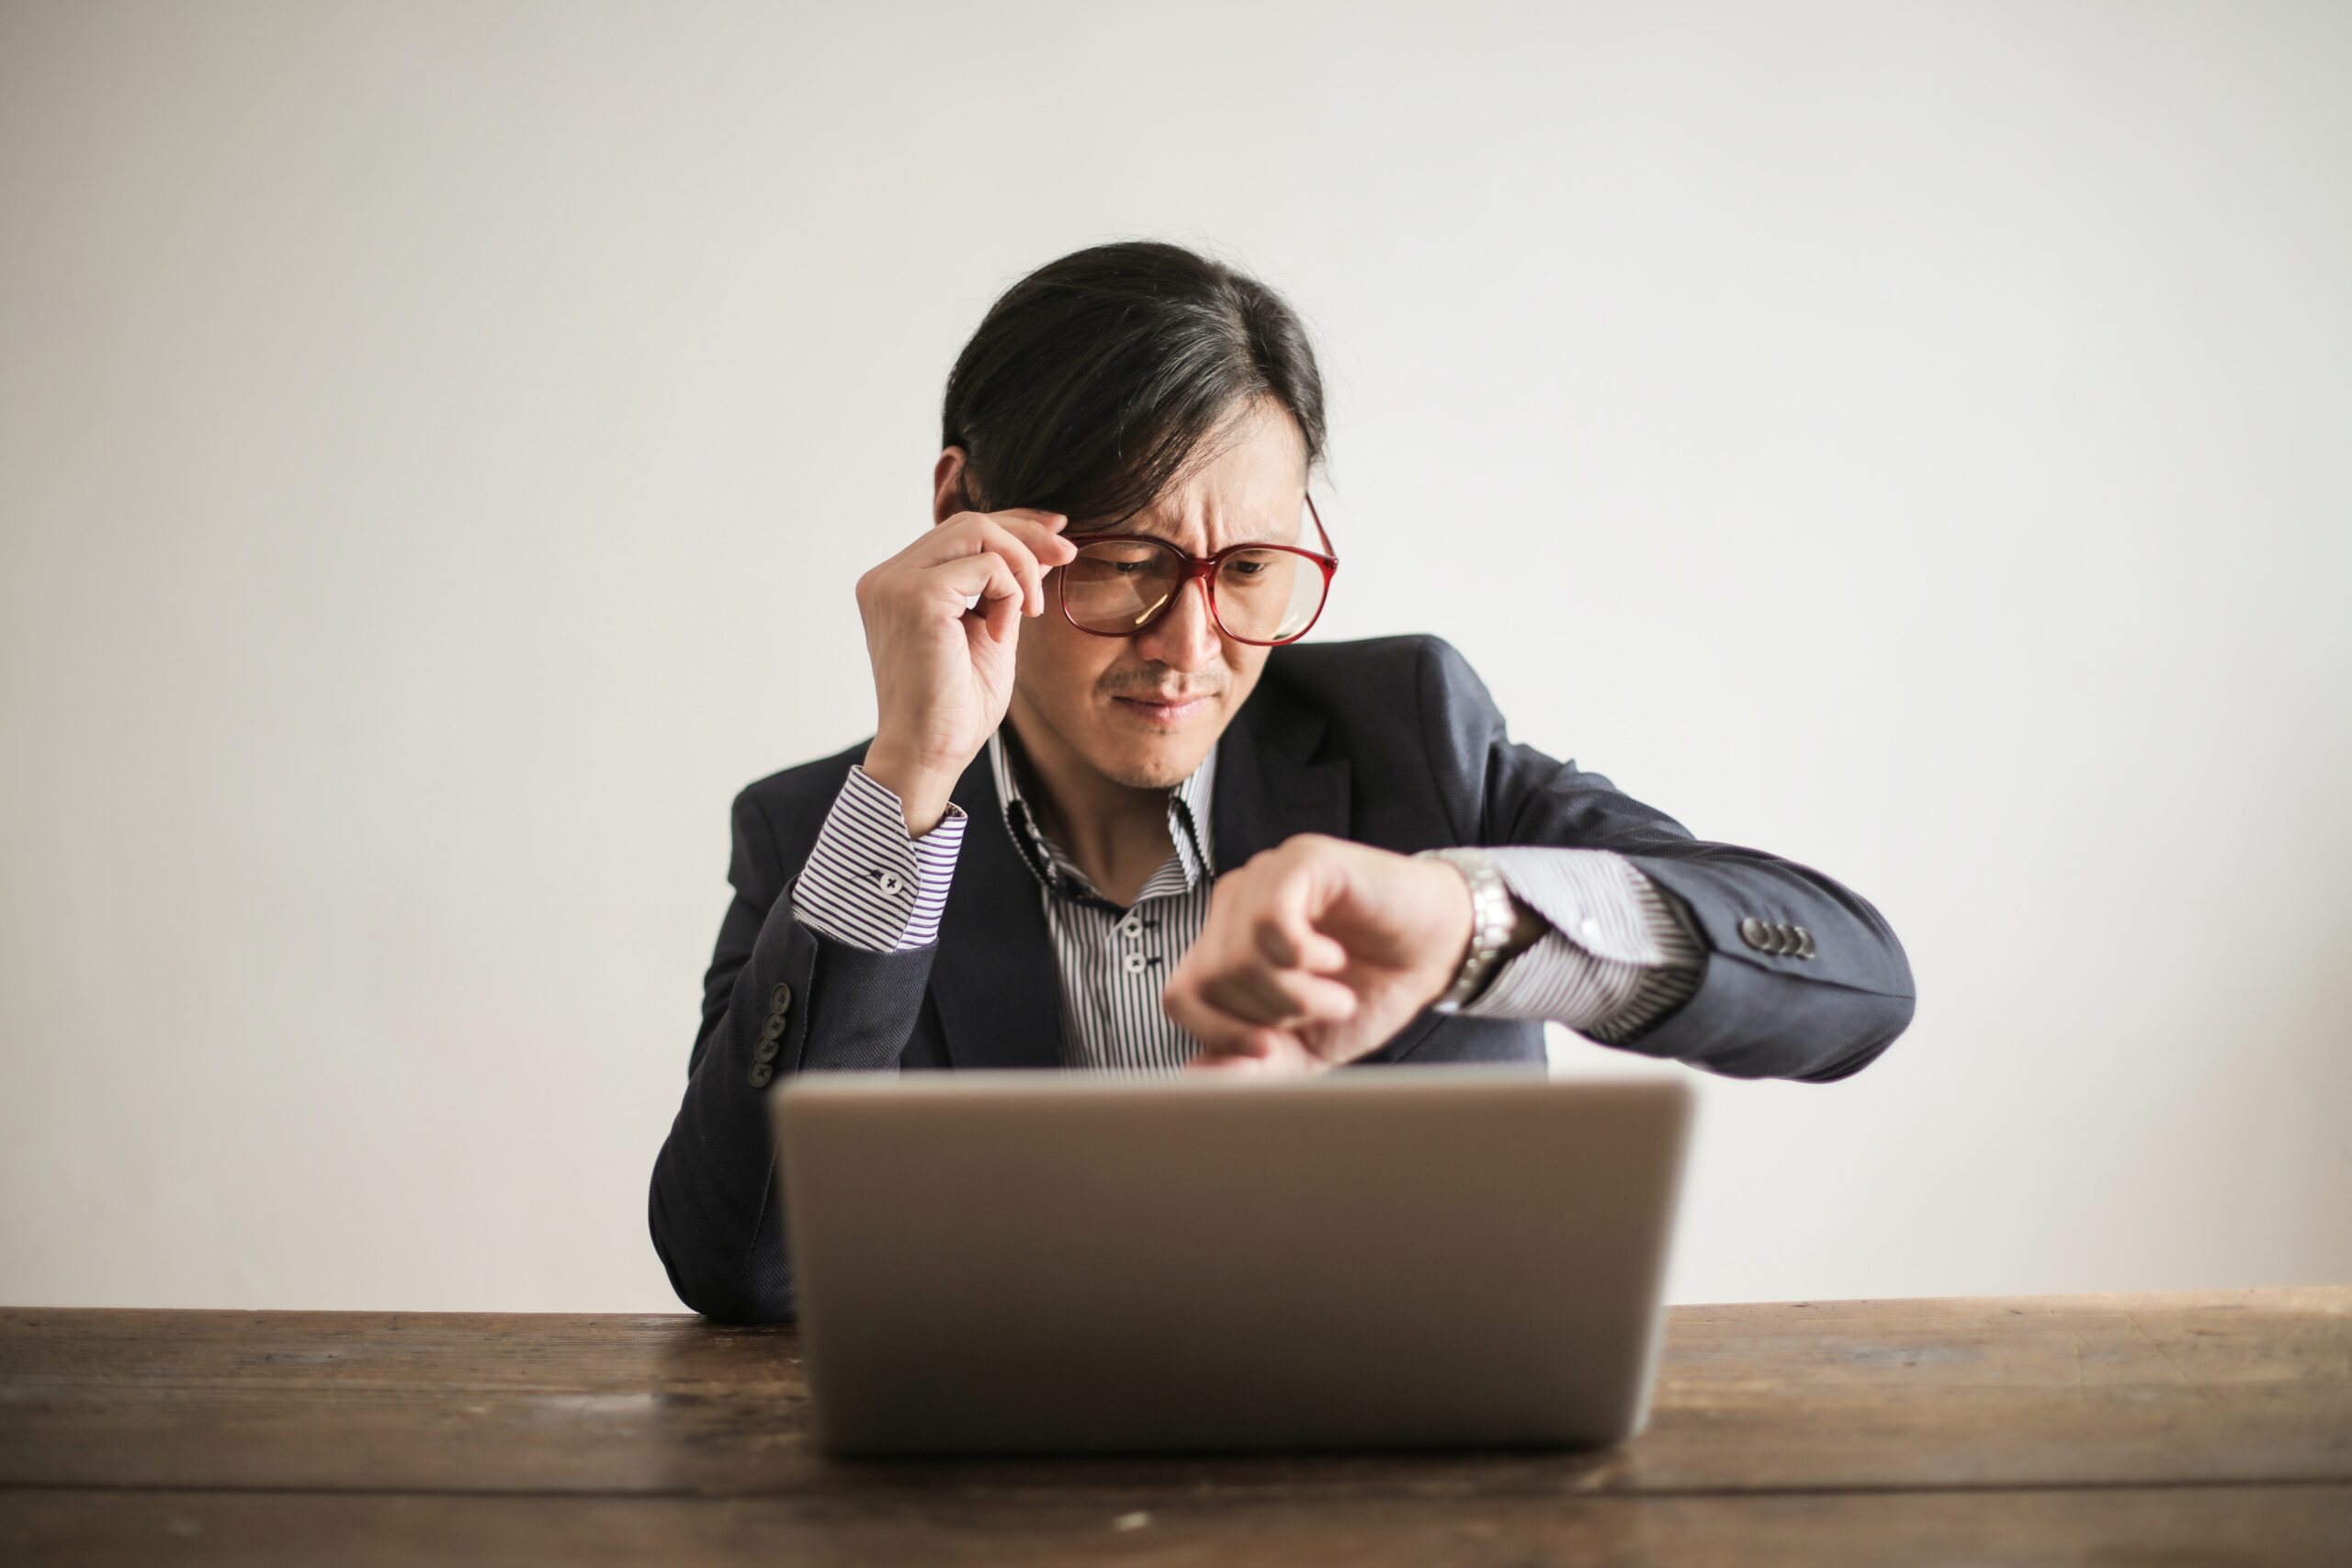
left=650, top=241, right=1916, bottom=1323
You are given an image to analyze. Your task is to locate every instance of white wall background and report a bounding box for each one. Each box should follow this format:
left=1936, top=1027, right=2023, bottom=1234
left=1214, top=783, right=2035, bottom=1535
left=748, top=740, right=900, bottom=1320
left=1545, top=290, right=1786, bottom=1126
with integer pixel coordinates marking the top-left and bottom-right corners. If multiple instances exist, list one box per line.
left=3, top=1, right=2346, bottom=1314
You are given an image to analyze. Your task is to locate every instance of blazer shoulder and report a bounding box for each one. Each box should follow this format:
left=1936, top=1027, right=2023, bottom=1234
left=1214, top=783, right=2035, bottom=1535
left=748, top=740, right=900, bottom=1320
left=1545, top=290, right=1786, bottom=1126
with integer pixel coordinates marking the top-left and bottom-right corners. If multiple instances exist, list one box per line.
left=1264, top=634, right=1499, bottom=720
left=1264, top=633, right=1508, bottom=752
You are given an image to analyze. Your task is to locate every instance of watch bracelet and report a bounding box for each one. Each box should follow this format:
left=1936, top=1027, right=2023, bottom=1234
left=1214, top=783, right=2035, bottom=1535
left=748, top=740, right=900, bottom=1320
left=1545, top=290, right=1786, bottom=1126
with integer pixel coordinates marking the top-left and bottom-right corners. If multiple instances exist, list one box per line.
left=1419, top=847, right=1517, bottom=1012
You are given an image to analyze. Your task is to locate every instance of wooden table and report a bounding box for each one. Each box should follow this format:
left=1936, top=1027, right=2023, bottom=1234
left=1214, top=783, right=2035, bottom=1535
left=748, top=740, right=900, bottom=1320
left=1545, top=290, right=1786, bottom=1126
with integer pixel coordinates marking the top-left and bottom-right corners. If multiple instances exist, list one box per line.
left=3, top=1288, right=2346, bottom=1564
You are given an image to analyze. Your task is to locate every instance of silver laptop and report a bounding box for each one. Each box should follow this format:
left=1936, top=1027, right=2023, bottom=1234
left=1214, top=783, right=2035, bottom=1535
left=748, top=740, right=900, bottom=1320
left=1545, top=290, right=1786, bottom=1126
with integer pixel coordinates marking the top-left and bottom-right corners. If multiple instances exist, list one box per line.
left=772, top=1063, right=1694, bottom=1457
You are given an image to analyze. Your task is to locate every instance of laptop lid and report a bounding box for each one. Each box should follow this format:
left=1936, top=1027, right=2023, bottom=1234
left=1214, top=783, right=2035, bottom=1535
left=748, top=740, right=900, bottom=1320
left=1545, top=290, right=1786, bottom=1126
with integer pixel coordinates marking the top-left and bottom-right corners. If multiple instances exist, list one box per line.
left=773, top=1063, right=1694, bottom=1457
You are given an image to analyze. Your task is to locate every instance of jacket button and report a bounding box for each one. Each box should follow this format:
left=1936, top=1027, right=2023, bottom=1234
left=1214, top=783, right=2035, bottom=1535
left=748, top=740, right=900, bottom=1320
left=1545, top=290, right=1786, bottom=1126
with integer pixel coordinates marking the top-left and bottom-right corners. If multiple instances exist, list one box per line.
left=753, top=1036, right=781, bottom=1064
left=761, top=1011, right=787, bottom=1041
left=1794, top=926, right=1815, bottom=959
left=1740, top=917, right=1771, bottom=951
left=770, top=982, right=793, bottom=1014
left=748, top=1061, right=774, bottom=1089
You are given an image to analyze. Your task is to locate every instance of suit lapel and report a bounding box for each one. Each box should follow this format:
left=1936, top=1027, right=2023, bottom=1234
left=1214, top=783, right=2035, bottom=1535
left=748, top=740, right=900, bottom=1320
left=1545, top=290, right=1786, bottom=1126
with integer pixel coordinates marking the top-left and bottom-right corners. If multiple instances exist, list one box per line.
left=928, top=748, right=1064, bottom=1070
left=1216, top=679, right=1439, bottom=1066
left=1210, top=680, right=1351, bottom=873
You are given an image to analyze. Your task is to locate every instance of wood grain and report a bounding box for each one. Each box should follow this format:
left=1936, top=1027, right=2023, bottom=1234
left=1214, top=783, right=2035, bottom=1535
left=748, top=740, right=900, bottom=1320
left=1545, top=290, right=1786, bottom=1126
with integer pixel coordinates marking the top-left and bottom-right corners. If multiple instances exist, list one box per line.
left=3, top=1289, right=2346, bottom=1562
left=3, top=1484, right=2348, bottom=1568
left=4, top=1289, right=2345, bottom=1496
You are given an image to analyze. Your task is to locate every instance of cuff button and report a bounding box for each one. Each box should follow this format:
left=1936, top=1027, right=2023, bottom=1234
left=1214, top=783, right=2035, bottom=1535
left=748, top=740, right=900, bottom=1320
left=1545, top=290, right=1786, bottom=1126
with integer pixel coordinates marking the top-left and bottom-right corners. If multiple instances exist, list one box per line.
left=748, top=1061, right=775, bottom=1089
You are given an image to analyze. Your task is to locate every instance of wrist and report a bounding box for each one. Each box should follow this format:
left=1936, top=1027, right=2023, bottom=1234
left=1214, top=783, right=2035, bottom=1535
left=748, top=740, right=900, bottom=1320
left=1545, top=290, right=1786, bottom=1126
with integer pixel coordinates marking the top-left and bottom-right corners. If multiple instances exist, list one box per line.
left=859, top=743, right=961, bottom=835
left=1417, top=848, right=1520, bottom=1012
left=1420, top=853, right=1476, bottom=981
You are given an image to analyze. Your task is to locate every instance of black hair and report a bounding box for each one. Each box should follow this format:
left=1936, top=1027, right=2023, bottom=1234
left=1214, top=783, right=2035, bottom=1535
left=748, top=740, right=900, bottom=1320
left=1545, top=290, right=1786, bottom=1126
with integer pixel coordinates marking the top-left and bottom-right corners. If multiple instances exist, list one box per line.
left=940, top=241, right=1326, bottom=529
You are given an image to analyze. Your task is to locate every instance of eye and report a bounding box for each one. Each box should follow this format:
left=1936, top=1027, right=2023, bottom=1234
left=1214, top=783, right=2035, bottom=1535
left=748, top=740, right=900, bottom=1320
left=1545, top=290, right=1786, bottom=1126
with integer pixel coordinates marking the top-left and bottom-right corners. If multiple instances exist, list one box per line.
left=1075, top=542, right=1166, bottom=575
left=1219, top=548, right=1284, bottom=583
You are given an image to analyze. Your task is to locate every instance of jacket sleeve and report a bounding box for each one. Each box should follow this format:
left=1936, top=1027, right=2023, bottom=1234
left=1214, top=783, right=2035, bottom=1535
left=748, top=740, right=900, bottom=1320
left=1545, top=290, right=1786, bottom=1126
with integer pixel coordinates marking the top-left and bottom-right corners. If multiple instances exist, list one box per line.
left=1419, top=637, right=1917, bottom=1082
left=1462, top=846, right=1705, bottom=1041
left=646, top=776, right=943, bottom=1323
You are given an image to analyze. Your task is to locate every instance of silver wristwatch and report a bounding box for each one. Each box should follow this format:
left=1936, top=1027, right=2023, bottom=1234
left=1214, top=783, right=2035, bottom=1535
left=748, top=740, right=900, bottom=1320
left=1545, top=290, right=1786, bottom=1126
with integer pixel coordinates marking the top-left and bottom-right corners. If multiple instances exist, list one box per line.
left=1419, top=847, right=1518, bottom=1012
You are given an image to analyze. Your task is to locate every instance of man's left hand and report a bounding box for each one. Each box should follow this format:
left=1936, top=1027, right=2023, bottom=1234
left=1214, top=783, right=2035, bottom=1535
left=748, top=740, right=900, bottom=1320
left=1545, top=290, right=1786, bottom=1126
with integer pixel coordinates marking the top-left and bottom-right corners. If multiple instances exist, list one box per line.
left=1161, top=834, right=1476, bottom=1075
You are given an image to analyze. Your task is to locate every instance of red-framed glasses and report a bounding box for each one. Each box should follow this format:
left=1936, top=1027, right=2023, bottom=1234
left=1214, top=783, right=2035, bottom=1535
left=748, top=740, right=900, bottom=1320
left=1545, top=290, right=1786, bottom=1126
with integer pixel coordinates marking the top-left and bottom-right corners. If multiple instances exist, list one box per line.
left=1055, top=494, right=1339, bottom=647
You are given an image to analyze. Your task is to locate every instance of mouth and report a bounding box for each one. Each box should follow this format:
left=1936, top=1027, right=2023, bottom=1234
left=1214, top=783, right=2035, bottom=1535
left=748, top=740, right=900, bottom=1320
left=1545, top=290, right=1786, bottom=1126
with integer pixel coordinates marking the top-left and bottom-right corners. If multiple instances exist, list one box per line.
left=1112, top=692, right=1217, bottom=728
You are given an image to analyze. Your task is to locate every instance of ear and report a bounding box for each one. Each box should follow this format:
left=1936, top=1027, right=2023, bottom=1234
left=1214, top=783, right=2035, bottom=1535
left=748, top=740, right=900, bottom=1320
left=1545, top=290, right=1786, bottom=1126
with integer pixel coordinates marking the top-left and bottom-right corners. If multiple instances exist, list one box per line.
left=933, top=447, right=971, bottom=526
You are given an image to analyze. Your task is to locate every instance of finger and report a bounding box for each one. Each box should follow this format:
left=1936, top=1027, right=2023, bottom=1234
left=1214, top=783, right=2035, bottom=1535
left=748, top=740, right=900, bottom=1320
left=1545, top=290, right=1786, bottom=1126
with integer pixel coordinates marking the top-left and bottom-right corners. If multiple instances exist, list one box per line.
left=1162, top=977, right=1278, bottom=1057
left=1183, top=1046, right=1272, bottom=1072
left=967, top=516, right=1050, bottom=617
left=1251, top=881, right=1347, bottom=974
left=974, top=561, right=1023, bottom=647
left=1203, top=966, right=1359, bottom=1028
left=918, top=550, right=1023, bottom=615
left=922, top=515, right=1049, bottom=615
left=987, top=514, right=1080, bottom=592
left=978, top=555, right=1025, bottom=648
left=1168, top=961, right=1351, bottom=1048
left=1183, top=1022, right=1293, bottom=1062
left=993, top=511, right=1080, bottom=565
left=1294, top=930, right=1349, bottom=974
left=1190, top=1039, right=1318, bottom=1077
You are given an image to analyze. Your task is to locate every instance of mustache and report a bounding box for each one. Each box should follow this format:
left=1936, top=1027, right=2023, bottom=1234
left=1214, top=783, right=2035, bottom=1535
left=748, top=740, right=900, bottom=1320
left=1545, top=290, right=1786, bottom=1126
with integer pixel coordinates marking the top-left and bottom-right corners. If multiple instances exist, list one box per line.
left=1102, top=675, right=1225, bottom=702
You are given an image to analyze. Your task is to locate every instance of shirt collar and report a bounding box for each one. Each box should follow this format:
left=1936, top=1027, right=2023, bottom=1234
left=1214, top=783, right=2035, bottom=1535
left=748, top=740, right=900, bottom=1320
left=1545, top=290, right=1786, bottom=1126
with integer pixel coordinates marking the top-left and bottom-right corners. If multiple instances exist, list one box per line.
left=987, top=727, right=1218, bottom=906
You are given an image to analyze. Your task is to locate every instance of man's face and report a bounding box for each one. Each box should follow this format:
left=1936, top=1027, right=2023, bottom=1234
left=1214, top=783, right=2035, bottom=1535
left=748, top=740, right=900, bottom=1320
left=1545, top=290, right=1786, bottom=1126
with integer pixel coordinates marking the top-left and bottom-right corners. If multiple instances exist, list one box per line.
left=1007, top=399, right=1311, bottom=793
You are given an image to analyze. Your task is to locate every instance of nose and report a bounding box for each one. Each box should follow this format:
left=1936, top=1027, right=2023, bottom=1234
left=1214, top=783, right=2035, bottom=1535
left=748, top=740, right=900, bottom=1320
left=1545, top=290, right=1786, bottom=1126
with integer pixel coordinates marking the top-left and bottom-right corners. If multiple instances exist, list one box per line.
left=1132, top=573, right=1222, bottom=672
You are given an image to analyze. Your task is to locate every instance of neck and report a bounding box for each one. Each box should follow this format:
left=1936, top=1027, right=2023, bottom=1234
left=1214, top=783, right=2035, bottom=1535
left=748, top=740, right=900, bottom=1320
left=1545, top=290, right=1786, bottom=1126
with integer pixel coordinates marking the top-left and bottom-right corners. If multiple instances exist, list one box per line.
left=1003, top=705, right=1175, bottom=907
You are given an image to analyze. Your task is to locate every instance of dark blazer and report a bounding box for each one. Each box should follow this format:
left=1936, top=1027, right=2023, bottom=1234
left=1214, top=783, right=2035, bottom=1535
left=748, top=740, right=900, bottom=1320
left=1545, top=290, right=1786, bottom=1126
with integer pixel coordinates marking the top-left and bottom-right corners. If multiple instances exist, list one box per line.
left=649, top=635, right=1916, bottom=1321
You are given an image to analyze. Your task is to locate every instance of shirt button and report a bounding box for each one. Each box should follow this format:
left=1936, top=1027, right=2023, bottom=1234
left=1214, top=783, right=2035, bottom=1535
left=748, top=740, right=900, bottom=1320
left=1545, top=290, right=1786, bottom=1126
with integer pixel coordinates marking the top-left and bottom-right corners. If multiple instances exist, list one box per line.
left=874, top=870, right=905, bottom=897
left=1118, top=916, right=1144, bottom=939
left=1122, top=951, right=1148, bottom=975
left=1578, top=917, right=1600, bottom=938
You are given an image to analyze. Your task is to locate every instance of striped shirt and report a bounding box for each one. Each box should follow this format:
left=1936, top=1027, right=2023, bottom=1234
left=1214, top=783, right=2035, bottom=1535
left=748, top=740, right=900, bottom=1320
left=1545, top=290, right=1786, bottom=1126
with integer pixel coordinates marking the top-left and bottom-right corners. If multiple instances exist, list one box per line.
left=985, top=730, right=1219, bottom=1070
left=789, top=732, right=1704, bottom=1071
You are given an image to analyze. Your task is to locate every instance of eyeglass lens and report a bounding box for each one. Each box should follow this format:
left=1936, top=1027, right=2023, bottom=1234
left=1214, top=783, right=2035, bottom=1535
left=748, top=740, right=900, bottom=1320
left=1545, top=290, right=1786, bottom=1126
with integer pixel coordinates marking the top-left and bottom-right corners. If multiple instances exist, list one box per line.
left=1061, top=537, right=1327, bottom=642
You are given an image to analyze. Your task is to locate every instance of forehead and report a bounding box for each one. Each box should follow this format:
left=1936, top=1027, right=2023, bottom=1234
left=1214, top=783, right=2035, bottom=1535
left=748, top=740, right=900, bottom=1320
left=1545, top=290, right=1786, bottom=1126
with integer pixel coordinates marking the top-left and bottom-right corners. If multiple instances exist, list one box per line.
left=1114, top=402, right=1309, bottom=550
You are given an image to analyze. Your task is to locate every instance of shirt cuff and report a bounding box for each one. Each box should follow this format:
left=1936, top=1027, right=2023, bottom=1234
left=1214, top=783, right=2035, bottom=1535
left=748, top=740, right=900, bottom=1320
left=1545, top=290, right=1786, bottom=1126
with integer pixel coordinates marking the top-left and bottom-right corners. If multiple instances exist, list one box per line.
left=788, top=765, right=968, bottom=953
left=1461, top=848, right=1705, bottom=1041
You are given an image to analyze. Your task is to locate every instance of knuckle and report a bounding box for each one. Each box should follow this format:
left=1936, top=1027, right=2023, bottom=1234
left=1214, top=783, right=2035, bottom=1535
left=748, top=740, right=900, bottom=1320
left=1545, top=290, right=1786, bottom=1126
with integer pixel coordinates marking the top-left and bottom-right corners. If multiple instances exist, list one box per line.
left=993, top=532, right=1039, bottom=571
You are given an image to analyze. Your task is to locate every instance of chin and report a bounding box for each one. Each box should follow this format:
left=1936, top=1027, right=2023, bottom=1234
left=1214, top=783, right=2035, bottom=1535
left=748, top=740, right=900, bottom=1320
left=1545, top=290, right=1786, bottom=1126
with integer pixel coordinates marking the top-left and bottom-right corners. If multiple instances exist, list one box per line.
left=1092, top=733, right=1214, bottom=792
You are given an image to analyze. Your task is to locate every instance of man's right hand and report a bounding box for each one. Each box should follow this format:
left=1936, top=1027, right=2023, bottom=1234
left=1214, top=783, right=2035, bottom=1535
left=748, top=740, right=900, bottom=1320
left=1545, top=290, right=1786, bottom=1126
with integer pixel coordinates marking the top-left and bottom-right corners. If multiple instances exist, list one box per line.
left=854, top=508, right=1078, bottom=833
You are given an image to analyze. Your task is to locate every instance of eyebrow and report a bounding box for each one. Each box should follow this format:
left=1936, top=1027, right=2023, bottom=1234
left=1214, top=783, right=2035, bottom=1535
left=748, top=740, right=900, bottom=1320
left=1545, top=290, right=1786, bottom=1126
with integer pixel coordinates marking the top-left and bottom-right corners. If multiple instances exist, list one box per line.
left=1085, top=508, right=1291, bottom=546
